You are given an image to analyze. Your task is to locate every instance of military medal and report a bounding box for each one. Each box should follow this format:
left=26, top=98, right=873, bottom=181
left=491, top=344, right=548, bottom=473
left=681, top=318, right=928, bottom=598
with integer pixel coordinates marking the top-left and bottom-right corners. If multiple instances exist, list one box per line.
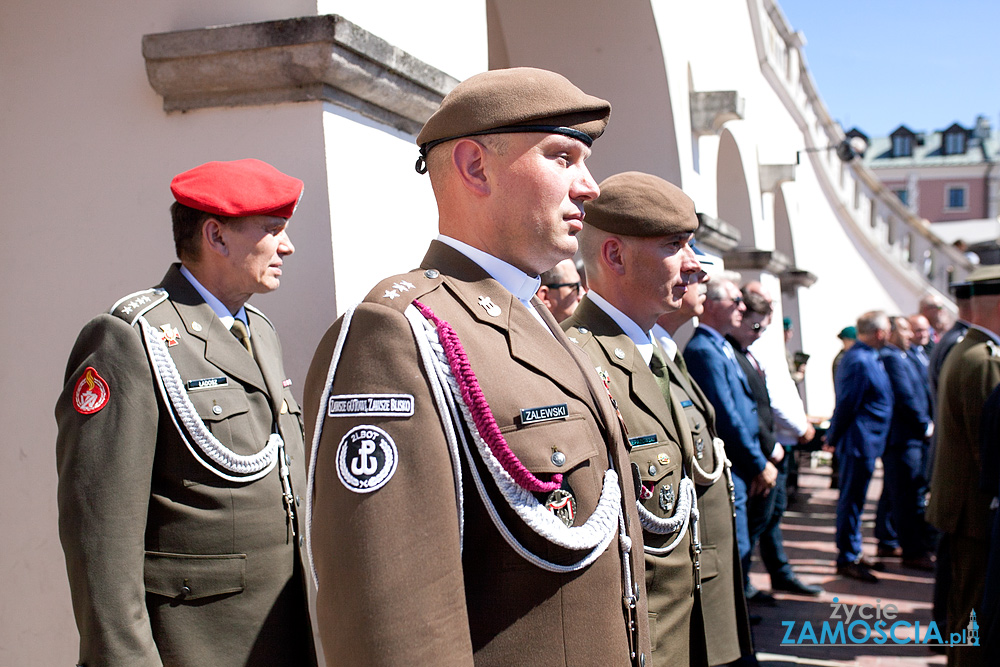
left=657, top=452, right=670, bottom=465
left=639, top=482, right=655, bottom=501
left=159, top=323, right=180, bottom=347
left=659, top=484, right=675, bottom=513
left=545, top=489, right=577, bottom=527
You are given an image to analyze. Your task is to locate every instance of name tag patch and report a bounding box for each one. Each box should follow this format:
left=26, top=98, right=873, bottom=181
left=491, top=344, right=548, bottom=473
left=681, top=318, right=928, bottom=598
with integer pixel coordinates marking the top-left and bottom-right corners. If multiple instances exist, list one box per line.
left=187, top=377, right=228, bottom=390
left=329, top=394, right=415, bottom=418
left=629, top=434, right=658, bottom=447
left=520, top=403, right=569, bottom=425
left=680, top=400, right=693, bottom=408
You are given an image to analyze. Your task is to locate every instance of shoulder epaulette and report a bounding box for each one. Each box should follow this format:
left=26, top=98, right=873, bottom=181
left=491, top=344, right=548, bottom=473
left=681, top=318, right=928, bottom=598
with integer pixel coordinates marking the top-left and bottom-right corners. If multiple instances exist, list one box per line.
left=244, top=303, right=274, bottom=330
left=362, top=268, right=444, bottom=313
left=563, top=323, right=595, bottom=347
left=109, top=288, right=169, bottom=326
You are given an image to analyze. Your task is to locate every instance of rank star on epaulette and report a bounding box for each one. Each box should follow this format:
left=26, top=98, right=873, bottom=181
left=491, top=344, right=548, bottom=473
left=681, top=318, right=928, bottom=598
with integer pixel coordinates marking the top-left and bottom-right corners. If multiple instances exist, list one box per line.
left=392, top=282, right=412, bottom=293
left=383, top=290, right=399, bottom=300
left=121, top=294, right=152, bottom=315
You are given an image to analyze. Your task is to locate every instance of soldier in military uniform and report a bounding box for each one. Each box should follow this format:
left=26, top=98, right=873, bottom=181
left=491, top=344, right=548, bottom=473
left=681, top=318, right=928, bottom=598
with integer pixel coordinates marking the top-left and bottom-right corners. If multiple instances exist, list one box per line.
left=55, top=159, right=315, bottom=666
left=928, top=266, right=1000, bottom=667
left=656, top=261, right=755, bottom=666
left=304, top=68, right=650, bottom=666
left=561, top=171, right=710, bottom=665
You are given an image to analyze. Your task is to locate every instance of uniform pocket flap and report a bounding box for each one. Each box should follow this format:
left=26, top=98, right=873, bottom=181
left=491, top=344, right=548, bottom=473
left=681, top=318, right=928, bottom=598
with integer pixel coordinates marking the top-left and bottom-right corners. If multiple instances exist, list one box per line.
left=503, top=414, right=599, bottom=474
left=282, top=388, right=302, bottom=415
left=186, top=387, right=250, bottom=422
left=631, top=442, right=679, bottom=484
left=144, top=551, right=246, bottom=600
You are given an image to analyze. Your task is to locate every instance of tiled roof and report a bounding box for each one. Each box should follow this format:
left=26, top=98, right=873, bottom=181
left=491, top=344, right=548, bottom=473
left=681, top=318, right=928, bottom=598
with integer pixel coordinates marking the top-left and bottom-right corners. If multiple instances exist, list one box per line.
left=860, top=124, right=998, bottom=169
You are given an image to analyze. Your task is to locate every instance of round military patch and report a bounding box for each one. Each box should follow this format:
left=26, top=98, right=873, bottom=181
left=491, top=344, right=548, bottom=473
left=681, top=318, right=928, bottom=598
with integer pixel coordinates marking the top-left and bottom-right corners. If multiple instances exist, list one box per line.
left=336, top=425, right=398, bottom=493
left=73, top=367, right=110, bottom=415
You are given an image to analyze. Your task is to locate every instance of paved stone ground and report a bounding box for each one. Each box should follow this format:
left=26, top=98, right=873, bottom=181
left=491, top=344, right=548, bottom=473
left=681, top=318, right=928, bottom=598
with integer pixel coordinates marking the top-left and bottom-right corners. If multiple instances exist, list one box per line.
left=746, top=454, right=947, bottom=667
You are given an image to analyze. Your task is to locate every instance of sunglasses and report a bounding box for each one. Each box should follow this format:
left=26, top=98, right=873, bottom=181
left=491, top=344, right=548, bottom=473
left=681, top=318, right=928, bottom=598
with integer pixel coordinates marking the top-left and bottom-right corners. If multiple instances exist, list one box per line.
left=546, top=281, right=583, bottom=296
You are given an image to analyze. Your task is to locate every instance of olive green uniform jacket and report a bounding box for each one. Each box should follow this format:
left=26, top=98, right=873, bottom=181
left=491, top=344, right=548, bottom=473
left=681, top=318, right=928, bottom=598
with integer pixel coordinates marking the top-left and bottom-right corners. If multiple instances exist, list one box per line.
left=55, top=265, right=315, bottom=667
left=659, top=349, right=753, bottom=666
left=562, top=296, right=704, bottom=666
left=304, top=241, right=650, bottom=666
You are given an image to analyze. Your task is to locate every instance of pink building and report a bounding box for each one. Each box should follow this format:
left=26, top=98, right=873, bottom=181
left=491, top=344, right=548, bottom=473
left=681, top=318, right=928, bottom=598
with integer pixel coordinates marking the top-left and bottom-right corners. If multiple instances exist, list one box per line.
left=852, top=117, right=1000, bottom=258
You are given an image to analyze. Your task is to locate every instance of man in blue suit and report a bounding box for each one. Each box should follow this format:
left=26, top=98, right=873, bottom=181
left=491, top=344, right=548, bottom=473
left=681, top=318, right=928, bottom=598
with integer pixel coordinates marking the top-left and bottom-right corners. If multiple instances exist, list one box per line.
left=685, top=272, right=776, bottom=594
left=829, top=310, right=894, bottom=582
left=879, top=315, right=935, bottom=570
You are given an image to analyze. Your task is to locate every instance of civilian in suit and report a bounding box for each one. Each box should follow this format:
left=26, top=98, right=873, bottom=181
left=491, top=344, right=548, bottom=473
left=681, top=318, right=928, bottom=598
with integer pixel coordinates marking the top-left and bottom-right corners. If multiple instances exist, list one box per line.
left=684, top=272, right=776, bottom=596
left=878, top=316, right=935, bottom=570
left=908, top=314, right=933, bottom=369
left=737, top=283, right=823, bottom=599
left=828, top=310, right=894, bottom=582
left=562, top=170, right=705, bottom=665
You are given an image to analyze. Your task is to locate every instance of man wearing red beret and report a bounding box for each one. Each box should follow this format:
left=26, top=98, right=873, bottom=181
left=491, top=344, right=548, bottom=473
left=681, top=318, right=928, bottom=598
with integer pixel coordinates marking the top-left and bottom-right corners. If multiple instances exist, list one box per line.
left=55, top=159, right=316, bottom=666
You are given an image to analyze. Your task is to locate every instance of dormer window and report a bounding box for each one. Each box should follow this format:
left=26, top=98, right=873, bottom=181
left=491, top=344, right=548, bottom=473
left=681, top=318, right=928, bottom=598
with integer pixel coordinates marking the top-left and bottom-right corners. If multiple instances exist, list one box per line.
left=890, top=126, right=916, bottom=158
left=942, top=124, right=967, bottom=155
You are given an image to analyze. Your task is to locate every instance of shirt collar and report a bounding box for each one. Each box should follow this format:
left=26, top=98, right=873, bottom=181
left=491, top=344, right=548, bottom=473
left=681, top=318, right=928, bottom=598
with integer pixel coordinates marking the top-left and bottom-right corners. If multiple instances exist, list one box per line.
left=436, top=235, right=541, bottom=303
left=651, top=323, right=678, bottom=361
left=586, top=290, right=655, bottom=364
left=179, top=264, right=248, bottom=331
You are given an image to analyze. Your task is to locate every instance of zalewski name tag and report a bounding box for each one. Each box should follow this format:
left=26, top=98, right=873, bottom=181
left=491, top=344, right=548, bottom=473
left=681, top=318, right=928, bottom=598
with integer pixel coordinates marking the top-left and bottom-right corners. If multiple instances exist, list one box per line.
left=329, top=394, right=415, bottom=418
left=520, top=403, right=569, bottom=426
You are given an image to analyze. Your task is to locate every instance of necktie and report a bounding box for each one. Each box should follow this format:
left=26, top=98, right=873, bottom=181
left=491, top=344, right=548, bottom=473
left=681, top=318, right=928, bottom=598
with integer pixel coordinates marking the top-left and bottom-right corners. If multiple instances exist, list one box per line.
left=230, top=319, right=254, bottom=357
left=649, top=347, right=675, bottom=406
left=673, top=348, right=689, bottom=376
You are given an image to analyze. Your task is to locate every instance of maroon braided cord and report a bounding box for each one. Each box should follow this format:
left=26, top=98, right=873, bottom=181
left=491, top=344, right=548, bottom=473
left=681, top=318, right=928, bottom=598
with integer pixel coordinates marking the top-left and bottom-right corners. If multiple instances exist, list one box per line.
left=413, top=300, right=563, bottom=493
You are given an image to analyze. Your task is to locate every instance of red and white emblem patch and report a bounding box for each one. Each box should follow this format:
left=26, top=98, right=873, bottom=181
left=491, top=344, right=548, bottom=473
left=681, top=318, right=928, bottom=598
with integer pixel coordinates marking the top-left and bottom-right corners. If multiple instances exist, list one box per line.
left=73, top=367, right=110, bottom=415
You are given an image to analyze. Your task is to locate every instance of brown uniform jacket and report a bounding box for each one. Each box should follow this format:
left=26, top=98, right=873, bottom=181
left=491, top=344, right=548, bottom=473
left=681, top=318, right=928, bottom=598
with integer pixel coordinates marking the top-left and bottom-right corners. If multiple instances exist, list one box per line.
left=55, top=265, right=314, bottom=667
left=562, top=296, right=702, bottom=665
left=304, top=241, right=650, bottom=666
left=659, top=350, right=754, bottom=665
left=928, top=326, right=1000, bottom=539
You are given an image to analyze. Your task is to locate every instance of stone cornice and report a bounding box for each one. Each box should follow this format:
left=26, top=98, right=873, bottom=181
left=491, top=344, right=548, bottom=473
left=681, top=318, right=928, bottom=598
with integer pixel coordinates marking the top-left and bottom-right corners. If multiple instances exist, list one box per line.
left=142, top=15, right=459, bottom=134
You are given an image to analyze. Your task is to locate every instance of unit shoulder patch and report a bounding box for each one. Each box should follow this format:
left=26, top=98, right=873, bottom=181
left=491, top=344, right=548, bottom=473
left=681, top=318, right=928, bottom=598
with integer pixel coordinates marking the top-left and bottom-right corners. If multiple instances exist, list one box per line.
left=73, top=367, right=110, bottom=414
left=336, top=425, right=399, bottom=493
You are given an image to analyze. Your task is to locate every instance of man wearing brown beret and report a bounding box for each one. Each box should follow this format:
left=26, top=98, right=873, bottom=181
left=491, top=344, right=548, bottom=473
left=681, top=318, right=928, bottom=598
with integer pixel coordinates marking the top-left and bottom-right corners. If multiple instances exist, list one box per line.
left=562, top=171, right=710, bottom=665
left=305, top=68, right=650, bottom=666
left=56, top=159, right=316, bottom=666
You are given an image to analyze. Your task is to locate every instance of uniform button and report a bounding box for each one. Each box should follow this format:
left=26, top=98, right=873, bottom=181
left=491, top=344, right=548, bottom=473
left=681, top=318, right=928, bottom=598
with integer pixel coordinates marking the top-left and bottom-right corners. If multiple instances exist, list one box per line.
left=648, top=465, right=656, bottom=475
left=212, top=405, right=223, bottom=415
left=285, top=453, right=292, bottom=466
left=295, top=494, right=301, bottom=507
left=180, top=585, right=191, bottom=597
left=614, top=348, right=626, bottom=359
left=424, top=269, right=440, bottom=279
left=578, top=327, right=589, bottom=334
left=551, top=451, right=566, bottom=466
left=299, top=535, right=304, bottom=547
left=640, top=653, right=646, bottom=667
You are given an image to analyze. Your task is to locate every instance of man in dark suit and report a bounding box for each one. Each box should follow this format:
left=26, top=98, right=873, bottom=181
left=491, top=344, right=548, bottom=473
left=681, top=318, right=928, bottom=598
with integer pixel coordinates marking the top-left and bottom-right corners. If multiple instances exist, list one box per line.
left=55, top=159, right=316, bottom=666
left=829, top=310, right=894, bottom=582
left=562, top=170, right=705, bottom=665
left=305, top=68, right=651, bottom=666
left=878, top=316, right=934, bottom=570
left=685, top=273, right=776, bottom=596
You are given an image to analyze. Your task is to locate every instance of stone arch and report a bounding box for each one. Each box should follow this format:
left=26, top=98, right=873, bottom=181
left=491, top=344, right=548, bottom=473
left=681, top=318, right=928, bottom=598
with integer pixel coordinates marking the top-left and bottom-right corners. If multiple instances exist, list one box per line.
left=717, top=122, right=760, bottom=248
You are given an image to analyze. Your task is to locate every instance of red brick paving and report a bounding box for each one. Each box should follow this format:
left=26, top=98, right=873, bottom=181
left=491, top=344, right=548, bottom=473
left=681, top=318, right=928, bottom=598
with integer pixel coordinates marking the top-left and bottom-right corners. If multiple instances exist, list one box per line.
left=746, top=456, right=946, bottom=667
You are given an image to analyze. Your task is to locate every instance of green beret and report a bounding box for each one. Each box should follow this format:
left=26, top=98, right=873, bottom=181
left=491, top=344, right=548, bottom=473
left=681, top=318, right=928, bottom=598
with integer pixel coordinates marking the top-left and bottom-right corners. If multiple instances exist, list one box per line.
left=838, top=326, right=857, bottom=340
left=415, top=67, right=611, bottom=172
left=583, top=171, right=698, bottom=237
left=966, top=265, right=1000, bottom=296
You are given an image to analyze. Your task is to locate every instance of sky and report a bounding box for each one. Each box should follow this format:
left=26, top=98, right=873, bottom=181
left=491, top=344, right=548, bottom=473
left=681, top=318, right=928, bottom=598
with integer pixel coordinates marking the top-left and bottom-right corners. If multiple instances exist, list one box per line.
left=777, top=0, right=1000, bottom=137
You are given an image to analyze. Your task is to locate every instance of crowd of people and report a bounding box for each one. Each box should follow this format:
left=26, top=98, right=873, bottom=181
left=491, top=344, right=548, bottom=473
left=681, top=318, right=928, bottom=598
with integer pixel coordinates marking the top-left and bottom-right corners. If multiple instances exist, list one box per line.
left=54, top=65, right=996, bottom=667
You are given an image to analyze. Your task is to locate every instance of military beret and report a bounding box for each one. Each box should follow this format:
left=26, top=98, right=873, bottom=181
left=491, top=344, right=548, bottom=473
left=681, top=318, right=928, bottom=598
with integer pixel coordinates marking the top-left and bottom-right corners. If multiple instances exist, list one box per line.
left=965, top=265, right=1000, bottom=296
left=415, top=67, right=611, bottom=172
left=838, top=326, right=857, bottom=340
left=170, top=159, right=304, bottom=219
left=583, top=171, right=698, bottom=237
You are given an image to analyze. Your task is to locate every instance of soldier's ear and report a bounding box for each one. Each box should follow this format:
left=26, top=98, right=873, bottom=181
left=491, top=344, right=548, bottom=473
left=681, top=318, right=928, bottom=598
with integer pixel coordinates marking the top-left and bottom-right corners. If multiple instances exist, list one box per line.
left=202, top=218, right=229, bottom=258
left=452, top=139, right=491, bottom=196
left=601, top=237, right=627, bottom=276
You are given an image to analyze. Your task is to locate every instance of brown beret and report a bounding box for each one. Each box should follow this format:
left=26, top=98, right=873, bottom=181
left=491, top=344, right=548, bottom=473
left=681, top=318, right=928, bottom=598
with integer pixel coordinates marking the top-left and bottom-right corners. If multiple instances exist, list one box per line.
left=415, top=67, right=611, bottom=172
left=584, top=171, right=698, bottom=237
left=171, top=159, right=304, bottom=219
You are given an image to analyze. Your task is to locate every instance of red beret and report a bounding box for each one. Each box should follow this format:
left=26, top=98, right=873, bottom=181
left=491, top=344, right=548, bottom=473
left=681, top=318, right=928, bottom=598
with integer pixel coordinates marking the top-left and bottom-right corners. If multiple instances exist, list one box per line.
left=170, top=159, right=304, bottom=219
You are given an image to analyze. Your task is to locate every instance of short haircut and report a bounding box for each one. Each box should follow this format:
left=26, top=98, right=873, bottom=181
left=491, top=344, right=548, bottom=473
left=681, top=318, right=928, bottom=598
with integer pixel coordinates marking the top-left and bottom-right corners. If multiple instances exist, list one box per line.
left=741, top=288, right=772, bottom=316
left=857, top=310, right=890, bottom=335
left=171, top=201, right=234, bottom=261
left=705, top=270, right=743, bottom=301
left=540, top=262, right=568, bottom=285
left=889, top=315, right=908, bottom=333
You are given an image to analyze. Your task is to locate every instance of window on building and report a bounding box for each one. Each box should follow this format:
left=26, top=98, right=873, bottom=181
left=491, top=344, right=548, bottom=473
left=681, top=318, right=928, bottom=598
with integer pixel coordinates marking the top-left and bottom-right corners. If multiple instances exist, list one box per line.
left=944, top=131, right=966, bottom=155
left=946, top=186, right=967, bottom=210
left=893, top=189, right=908, bottom=206
left=892, top=134, right=913, bottom=157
